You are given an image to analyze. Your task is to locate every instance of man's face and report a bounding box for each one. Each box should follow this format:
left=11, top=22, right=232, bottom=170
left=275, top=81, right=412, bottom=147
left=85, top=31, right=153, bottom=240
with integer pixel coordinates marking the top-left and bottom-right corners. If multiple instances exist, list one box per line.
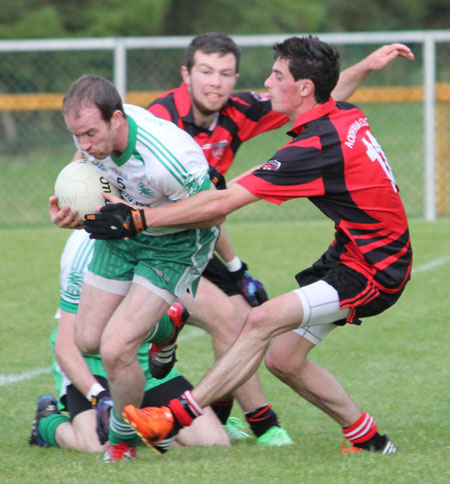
left=182, top=51, right=239, bottom=116
left=65, top=103, right=117, bottom=160
left=264, top=58, right=303, bottom=120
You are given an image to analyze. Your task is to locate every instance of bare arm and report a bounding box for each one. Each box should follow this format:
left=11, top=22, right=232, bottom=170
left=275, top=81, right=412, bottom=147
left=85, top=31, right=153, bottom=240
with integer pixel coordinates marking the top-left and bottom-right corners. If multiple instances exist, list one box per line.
left=215, top=226, right=238, bottom=263
left=142, top=183, right=259, bottom=228
left=54, top=310, right=100, bottom=397
left=332, top=43, right=415, bottom=101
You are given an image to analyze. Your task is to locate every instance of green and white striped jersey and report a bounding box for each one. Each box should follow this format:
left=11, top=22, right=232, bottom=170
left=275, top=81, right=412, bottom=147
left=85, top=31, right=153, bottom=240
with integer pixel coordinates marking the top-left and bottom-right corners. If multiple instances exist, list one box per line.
left=76, top=104, right=212, bottom=236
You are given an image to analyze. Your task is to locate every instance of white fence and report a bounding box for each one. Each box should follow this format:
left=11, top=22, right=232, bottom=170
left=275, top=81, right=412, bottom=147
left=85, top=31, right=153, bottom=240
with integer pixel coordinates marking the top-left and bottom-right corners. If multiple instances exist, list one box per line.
left=1, top=30, right=449, bottom=224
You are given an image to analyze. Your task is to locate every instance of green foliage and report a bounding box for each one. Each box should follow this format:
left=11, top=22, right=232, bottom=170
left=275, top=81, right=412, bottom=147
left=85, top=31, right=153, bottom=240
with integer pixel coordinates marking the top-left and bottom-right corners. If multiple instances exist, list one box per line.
left=0, top=0, right=449, bottom=39
left=159, top=0, right=327, bottom=35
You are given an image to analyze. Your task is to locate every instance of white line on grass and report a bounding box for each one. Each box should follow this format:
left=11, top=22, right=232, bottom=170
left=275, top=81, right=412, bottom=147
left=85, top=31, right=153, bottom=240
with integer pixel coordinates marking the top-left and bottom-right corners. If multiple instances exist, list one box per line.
left=0, top=327, right=207, bottom=386
left=0, top=367, right=52, bottom=386
left=412, top=257, right=449, bottom=274
left=2, top=258, right=448, bottom=387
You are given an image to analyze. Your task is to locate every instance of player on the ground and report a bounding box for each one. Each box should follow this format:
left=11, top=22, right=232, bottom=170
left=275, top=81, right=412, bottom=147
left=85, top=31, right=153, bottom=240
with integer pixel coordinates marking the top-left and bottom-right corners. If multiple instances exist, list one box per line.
left=145, top=32, right=414, bottom=443
left=86, top=35, right=413, bottom=455
left=29, top=230, right=229, bottom=459
left=49, top=74, right=221, bottom=461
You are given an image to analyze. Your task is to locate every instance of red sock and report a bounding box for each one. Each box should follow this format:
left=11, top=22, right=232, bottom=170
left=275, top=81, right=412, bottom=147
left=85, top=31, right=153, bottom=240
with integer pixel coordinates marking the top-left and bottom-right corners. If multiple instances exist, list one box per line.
left=168, top=391, right=204, bottom=428
left=342, top=412, right=378, bottom=445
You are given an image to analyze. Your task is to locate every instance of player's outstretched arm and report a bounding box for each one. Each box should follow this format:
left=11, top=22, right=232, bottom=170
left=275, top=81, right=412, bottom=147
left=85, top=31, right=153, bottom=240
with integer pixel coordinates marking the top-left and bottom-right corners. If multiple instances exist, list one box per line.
left=143, top=184, right=257, bottom=228
left=332, top=43, right=414, bottom=101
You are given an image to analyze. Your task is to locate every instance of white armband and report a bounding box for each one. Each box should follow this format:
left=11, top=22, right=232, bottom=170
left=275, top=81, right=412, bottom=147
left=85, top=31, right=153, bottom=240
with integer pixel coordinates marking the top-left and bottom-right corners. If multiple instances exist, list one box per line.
left=224, top=256, right=242, bottom=272
left=86, top=383, right=106, bottom=402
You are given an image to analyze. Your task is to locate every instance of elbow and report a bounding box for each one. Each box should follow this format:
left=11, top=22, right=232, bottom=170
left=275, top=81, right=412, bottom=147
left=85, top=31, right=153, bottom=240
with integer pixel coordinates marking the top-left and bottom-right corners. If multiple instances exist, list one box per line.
left=215, top=214, right=226, bottom=225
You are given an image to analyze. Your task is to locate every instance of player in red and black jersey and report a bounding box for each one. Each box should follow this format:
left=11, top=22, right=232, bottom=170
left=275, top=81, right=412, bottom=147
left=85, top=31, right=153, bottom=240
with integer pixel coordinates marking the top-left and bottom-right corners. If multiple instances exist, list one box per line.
left=149, top=82, right=286, bottom=176
left=114, top=35, right=413, bottom=455
left=146, top=33, right=414, bottom=444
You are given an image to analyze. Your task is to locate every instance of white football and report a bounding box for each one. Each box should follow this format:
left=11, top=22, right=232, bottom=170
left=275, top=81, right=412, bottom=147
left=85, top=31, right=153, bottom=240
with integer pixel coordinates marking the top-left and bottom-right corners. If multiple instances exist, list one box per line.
left=54, top=158, right=120, bottom=218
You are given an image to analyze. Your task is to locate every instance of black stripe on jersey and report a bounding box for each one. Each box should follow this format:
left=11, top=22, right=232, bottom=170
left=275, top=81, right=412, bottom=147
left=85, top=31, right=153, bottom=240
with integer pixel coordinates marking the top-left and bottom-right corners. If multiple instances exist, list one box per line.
left=348, top=227, right=386, bottom=236
left=373, top=234, right=412, bottom=288
left=229, top=92, right=273, bottom=122
left=309, top=115, right=379, bottom=225
left=336, top=101, right=358, bottom=111
left=363, top=228, right=411, bottom=266
left=148, top=93, right=181, bottom=123
left=253, top=145, right=323, bottom=185
left=352, top=232, right=394, bottom=248
left=217, top=114, right=242, bottom=153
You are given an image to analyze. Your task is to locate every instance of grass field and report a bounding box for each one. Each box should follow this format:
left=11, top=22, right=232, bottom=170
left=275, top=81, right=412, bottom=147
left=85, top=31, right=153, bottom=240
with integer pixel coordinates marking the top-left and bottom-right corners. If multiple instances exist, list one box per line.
left=1, top=218, right=449, bottom=484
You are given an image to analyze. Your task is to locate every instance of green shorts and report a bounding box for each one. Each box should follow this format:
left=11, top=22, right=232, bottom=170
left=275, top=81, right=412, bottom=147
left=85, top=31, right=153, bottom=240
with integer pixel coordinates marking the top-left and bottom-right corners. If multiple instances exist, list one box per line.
left=88, top=226, right=219, bottom=298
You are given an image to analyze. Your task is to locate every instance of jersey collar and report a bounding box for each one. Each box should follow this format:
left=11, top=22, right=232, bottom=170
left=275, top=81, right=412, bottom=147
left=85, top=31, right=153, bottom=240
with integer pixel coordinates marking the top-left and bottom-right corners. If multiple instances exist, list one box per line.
left=174, top=82, right=194, bottom=120
left=110, top=114, right=137, bottom=166
left=287, top=97, right=336, bottom=136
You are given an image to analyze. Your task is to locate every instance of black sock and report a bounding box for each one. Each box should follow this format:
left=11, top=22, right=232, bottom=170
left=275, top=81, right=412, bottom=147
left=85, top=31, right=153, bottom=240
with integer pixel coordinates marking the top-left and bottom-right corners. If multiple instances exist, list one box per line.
left=210, top=398, right=234, bottom=425
left=245, top=405, right=279, bottom=437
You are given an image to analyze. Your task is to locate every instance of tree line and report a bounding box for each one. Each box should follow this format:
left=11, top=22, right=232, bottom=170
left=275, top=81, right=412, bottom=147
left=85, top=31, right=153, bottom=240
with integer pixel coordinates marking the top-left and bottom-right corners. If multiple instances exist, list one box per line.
left=1, top=0, right=448, bottom=40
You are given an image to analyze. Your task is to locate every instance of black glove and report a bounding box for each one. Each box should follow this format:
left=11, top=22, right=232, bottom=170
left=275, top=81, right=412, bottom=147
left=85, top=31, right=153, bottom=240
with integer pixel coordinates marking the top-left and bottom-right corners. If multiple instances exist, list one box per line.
left=92, top=391, right=114, bottom=445
left=229, top=262, right=269, bottom=307
left=84, top=203, right=147, bottom=240
left=209, top=166, right=227, bottom=190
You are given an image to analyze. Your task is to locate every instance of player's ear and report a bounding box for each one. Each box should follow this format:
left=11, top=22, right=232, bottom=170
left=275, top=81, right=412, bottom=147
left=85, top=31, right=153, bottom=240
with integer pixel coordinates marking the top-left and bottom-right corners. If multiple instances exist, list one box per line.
left=299, top=79, right=315, bottom=98
left=181, top=65, right=190, bottom=84
left=111, top=110, right=123, bottom=129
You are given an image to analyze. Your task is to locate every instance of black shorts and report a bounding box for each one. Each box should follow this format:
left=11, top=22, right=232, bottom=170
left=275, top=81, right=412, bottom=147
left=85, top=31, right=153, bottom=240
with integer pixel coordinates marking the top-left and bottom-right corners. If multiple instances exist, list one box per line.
left=64, top=375, right=193, bottom=420
left=295, top=254, right=404, bottom=325
left=141, top=376, right=193, bottom=407
left=202, top=254, right=240, bottom=297
left=65, top=375, right=110, bottom=420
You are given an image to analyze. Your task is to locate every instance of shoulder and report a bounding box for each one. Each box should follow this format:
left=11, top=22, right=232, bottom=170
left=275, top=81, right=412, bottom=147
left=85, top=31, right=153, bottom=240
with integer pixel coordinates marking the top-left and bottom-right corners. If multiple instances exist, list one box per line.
left=224, top=91, right=274, bottom=122
left=126, top=104, right=180, bottom=136
left=229, top=90, right=271, bottom=106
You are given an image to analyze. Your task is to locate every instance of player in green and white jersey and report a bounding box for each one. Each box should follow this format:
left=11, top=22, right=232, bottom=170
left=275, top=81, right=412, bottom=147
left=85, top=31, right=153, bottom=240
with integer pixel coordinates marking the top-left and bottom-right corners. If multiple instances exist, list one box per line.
left=49, top=75, right=223, bottom=460
left=29, top=230, right=229, bottom=455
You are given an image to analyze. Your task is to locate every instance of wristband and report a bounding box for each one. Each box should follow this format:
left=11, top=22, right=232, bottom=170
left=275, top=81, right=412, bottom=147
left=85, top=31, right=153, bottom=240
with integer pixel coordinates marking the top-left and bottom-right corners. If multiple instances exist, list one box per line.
left=86, top=383, right=106, bottom=403
left=225, top=256, right=242, bottom=272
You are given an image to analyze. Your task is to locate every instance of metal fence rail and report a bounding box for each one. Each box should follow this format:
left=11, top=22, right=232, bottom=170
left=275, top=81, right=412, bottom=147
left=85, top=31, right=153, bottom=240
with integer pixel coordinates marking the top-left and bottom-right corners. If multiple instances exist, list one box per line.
left=1, top=31, right=449, bottom=226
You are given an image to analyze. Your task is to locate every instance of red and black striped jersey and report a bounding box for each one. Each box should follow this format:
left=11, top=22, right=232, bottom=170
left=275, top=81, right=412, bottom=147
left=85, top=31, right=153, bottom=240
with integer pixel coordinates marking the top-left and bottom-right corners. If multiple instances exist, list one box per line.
left=147, top=82, right=288, bottom=175
left=238, top=98, right=412, bottom=293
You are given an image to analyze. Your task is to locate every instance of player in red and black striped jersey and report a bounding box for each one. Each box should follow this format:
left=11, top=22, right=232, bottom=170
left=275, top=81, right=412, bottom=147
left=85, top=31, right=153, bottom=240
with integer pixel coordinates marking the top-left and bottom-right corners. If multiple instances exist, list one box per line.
left=149, top=81, right=286, bottom=176
left=121, top=35, right=413, bottom=455
left=146, top=33, right=414, bottom=445
left=148, top=33, right=413, bottom=442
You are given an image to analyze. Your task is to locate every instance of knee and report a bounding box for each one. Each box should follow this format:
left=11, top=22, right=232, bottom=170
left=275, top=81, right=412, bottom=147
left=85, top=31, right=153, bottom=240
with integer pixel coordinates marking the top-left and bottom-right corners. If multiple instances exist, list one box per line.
left=100, top=338, right=127, bottom=374
left=242, top=306, right=275, bottom=341
left=74, top=329, right=98, bottom=355
left=265, top=343, right=307, bottom=382
left=203, top=300, right=243, bottom=343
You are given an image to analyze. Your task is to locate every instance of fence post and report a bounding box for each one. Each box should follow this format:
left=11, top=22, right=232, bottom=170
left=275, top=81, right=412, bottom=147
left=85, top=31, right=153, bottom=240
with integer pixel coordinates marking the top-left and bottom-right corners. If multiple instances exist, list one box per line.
left=114, top=38, right=127, bottom=101
left=424, top=34, right=436, bottom=221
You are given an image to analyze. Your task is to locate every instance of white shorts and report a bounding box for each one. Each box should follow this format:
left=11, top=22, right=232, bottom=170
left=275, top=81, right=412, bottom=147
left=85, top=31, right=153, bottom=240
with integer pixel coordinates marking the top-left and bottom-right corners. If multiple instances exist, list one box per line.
left=292, top=280, right=350, bottom=345
left=84, top=270, right=176, bottom=304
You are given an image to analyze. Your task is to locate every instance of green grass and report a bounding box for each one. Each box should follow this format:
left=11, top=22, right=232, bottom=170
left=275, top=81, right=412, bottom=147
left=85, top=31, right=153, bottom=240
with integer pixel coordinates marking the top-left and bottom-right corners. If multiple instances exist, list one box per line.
left=1, top=219, right=449, bottom=484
